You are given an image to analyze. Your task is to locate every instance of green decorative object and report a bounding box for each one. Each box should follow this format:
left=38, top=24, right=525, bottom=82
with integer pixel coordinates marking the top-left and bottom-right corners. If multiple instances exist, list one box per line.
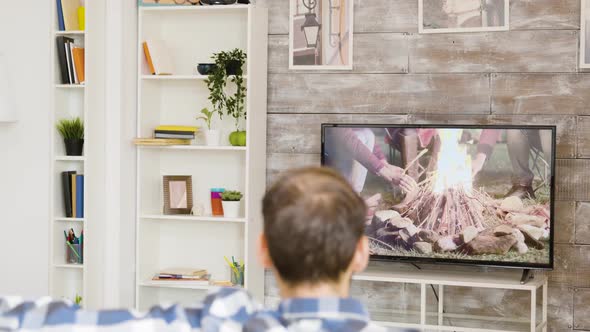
left=56, top=117, right=85, bottom=156
left=220, top=190, right=243, bottom=201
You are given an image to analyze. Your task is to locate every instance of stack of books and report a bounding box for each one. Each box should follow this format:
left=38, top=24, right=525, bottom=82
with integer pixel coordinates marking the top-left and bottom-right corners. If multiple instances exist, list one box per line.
left=154, top=125, right=198, bottom=140
left=153, top=268, right=210, bottom=286
left=61, top=171, right=84, bottom=218
left=56, top=37, right=85, bottom=85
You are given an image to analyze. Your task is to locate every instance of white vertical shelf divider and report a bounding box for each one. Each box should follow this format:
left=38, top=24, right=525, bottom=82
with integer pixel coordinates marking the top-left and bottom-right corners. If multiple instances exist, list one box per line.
left=135, top=4, right=268, bottom=310
left=49, top=1, right=88, bottom=304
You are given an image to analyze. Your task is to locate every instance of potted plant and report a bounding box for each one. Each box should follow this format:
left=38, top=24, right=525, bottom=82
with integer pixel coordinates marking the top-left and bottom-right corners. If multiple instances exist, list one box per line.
left=220, top=190, right=243, bottom=218
left=196, top=107, right=220, bottom=146
left=205, top=49, right=247, bottom=147
left=56, top=117, right=84, bottom=156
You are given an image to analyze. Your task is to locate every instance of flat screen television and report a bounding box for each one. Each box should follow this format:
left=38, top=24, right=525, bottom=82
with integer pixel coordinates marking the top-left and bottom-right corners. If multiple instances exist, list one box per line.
left=321, top=124, right=555, bottom=270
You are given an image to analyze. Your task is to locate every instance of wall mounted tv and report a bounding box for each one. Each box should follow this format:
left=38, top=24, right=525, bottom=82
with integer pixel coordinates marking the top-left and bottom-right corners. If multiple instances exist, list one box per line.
left=321, top=124, right=555, bottom=270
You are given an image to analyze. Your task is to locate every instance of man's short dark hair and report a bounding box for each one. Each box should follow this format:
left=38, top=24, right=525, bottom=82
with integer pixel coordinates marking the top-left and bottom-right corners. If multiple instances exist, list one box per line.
left=262, top=167, right=367, bottom=285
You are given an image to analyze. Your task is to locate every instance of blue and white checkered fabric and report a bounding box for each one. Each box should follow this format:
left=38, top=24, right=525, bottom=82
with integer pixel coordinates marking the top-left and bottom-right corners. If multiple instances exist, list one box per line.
left=0, top=288, right=413, bottom=331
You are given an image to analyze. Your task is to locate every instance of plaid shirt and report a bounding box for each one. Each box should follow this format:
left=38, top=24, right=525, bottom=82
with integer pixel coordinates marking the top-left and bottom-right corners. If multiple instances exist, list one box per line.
left=0, top=288, right=412, bottom=332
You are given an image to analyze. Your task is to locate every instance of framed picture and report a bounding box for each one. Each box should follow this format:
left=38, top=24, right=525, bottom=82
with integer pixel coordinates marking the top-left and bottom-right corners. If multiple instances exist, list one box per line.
left=163, top=175, right=193, bottom=215
left=138, top=0, right=200, bottom=6
left=581, top=0, right=590, bottom=69
left=419, top=0, right=509, bottom=34
left=289, top=0, right=354, bottom=70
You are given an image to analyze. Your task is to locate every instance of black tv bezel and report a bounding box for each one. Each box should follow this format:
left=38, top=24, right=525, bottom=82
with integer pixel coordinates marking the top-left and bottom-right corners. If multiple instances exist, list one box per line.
left=321, top=123, right=556, bottom=271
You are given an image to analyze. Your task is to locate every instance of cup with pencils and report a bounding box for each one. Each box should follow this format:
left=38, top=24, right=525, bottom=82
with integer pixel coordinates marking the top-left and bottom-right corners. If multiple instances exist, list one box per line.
left=224, top=256, right=244, bottom=287
left=65, top=228, right=83, bottom=264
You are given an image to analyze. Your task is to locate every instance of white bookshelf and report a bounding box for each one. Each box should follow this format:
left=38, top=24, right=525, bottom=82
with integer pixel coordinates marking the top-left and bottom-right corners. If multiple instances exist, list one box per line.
left=135, top=4, right=268, bottom=310
left=49, top=2, right=88, bottom=306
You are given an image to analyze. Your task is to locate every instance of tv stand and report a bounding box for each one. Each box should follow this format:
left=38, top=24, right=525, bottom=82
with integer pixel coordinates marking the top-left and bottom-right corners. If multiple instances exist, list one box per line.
left=354, top=265, right=547, bottom=332
left=520, top=269, right=534, bottom=284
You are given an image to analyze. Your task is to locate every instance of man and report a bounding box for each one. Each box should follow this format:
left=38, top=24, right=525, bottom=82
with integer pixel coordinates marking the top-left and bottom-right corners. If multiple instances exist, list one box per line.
left=0, top=168, right=411, bottom=331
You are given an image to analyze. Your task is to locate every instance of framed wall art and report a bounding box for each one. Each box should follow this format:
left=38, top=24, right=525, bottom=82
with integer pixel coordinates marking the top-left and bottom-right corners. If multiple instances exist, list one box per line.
left=419, top=0, right=509, bottom=34
left=289, top=0, right=354, bottom=70
left=163, top=175, right=193, bottom=215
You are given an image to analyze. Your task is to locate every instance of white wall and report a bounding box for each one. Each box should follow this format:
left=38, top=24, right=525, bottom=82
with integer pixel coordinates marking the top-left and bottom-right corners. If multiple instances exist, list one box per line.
left=0, top=1, right=51, bottom=297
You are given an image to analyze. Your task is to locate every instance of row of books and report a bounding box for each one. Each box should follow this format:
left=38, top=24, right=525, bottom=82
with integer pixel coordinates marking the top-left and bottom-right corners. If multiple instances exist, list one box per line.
left=56, top=0, right=85, bottom=31
left=61, top=171, right=84, bottom=218
left=56, top=37, right=85, bottom=85
left=152, top=268, right=210, bottom=286
left=154, top=125, right=197, bottom=140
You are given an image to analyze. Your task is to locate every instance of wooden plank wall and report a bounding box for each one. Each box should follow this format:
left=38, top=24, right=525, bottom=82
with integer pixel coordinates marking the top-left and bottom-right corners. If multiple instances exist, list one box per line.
left=256, top=0, right=590, bottom=330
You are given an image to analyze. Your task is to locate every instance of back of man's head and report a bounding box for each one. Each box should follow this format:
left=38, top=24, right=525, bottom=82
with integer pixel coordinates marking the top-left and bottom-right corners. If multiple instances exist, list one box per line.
left=262, top=167, right=367, bottom=286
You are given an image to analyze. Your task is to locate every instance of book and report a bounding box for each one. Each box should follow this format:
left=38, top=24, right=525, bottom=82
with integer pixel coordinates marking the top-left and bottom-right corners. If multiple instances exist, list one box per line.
left=151, top=276, right=211, bottom=286
left=56, top=36, right=74, bottom=84
left=133, top=138, right=192, bottom=146
left=155, top=125, right=198, bottom=133
left=155, top=130, right=198, bottom=136
left=71, top=173, right=77, bottom=218
left=142, top=40, right=173, bottom=75
left=56, top=0, right=65, bottom=31
left=61, top=171, right=76, bottom=217
left=142, top=42, right=156, bottom=75
left=72, top=47, right=85, bottom=83
left=77, top=6, right=85, bottom=31
left=76, top=174, right=84, bottom=218
left=61, top=0, right=80, bottom=31
left=158, top=268, right=208, bottom=277
left=64, top=40, right=75, bottom=84
left=70, top=43, right=78, bottom=84
left=154, top=133, right=195, bottom=139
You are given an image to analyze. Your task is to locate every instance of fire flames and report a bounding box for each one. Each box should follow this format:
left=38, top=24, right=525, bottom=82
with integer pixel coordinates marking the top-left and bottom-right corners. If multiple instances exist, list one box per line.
left=432, top=129, right=473, bottom=194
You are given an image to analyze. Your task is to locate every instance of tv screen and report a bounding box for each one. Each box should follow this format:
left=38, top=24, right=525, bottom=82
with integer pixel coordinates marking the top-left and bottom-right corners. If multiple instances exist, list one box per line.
left=322, top=124, right=555, bottom=269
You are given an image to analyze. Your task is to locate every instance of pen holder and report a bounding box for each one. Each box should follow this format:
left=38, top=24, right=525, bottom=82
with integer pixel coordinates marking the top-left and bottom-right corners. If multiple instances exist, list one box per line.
left=230, top=265, right=244, bottom=287
left=66, top=243, right=83, bottom=264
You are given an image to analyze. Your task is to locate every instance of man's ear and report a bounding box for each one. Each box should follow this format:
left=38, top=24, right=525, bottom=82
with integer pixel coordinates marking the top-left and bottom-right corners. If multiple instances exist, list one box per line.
left=257, top=233, right=274, bottom=269
left=350, top=236, right=369, bottom=273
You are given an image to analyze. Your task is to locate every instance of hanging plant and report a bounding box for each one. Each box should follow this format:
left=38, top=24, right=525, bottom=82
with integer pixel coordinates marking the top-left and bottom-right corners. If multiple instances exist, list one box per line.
left=205, top=49, right=247, bottom=146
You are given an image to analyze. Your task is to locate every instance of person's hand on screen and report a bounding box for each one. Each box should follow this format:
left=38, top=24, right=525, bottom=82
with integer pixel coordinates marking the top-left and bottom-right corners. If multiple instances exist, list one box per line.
left=377, top=164, right=405, bottom=185
left=364, top=193, right=382, bottom=225
left=400, top=175, right=418, bottom=195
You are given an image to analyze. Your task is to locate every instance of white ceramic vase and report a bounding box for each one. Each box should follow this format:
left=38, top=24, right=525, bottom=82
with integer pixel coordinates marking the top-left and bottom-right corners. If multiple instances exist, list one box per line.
left=204, top=129, right=220, bottom=146
left=222, top=201, right=241, bottom=218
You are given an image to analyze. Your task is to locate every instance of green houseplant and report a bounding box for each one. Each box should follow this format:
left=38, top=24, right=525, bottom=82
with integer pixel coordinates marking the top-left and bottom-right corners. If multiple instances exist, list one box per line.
left=56, top=117, right=84, bottom=156
left=196, top=107, right=220, bottom=146
left=220, top=190, right=243, bottom=218
left=205, top=49, right=247, bottom=147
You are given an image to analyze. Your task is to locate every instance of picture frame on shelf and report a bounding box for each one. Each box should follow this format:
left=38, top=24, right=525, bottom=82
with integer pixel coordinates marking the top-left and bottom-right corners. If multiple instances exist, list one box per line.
left=419, top=0, right=509, bottom=34
left=581, top=0, right=590, bottom=69
left=163, top=175, right=193, bottom=215
left=289, top=0, right=354, bottom=70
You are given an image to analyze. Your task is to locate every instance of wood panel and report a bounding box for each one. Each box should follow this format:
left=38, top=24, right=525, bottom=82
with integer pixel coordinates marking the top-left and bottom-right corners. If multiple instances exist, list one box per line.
left=491, top=74, right=590, bottom=115
left=266, top=153, right=320, bottom=184
left=268, top=73, right=491, bottom=114
left=546, top=283, right=574, bottom=331
left=510, top=0, right=580, bottom=30
left=257, top=0, right=418, bottom=35
left=575, top=202, right=590, bottom=245
left=409, top=30, right=578, bottom=73
left=555, top=201, right=576, bottom=244
left=408, top=114, right=577, bottom=158
left=556, top=159, right=590, bottom=201
left=268, top=34, right=408, bottom=74
left=267, top=114, right=409, bottom=154
left=574, top=288, right=590, bottom=330
left=577, top=116, right=590, bottom=158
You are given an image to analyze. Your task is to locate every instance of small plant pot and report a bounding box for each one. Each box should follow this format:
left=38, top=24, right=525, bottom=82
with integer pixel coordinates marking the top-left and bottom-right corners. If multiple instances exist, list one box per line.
left=204, top=129, right=220, bottom=146
left=225, top=60, right=243, bottom=76
left=64, top=138, right=84, bottom=156
left=222, top=201, right=241, bottom=218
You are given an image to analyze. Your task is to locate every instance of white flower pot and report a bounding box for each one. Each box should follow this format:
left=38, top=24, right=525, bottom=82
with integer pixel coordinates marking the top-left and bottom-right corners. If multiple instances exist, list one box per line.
left=222, top=201, right=241, bottom=218
left=204, top=129, right=220, bottom=146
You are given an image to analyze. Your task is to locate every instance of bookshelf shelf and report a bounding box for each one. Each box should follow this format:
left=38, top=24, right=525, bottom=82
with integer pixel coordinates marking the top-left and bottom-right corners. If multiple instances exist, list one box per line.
left=140, top=4, right=249, bottom=13
left=55, top=30, right=86, bottom=36
left=54, top=264, right=84, bottom=270
left=55, top=84, right=86, bottom=89
left=135, top=4, right=268, bottom=309
left=55, top=156, right=86, bottom=162
left=141, top=214, right=246, bottom=224
left=139, top=280, right=215, bottom=291
left=138, top=144, right=246, bottom=151
left=54, top=217, right=85, bottom=222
